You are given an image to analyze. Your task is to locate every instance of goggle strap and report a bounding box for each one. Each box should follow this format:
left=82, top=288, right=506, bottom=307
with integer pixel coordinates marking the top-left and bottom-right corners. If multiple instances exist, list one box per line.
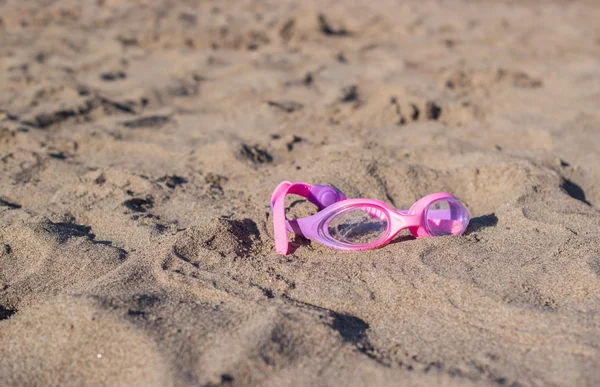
left=271, top=181, right=293, bottom=255
left=271, top=181, right=347, bottom=255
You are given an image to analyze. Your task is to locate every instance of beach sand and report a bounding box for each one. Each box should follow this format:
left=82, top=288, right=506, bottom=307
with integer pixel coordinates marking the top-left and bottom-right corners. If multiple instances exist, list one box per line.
left=1, top=0, right=600, bottom=385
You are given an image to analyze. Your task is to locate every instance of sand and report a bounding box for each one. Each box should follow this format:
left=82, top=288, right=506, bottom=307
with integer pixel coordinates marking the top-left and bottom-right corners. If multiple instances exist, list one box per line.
left=1, top=0, right=600, bottom=385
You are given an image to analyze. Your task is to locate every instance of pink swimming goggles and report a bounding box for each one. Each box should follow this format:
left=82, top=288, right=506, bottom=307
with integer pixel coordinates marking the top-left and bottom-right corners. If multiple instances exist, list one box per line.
left=271, top=181, right=470, bottom=255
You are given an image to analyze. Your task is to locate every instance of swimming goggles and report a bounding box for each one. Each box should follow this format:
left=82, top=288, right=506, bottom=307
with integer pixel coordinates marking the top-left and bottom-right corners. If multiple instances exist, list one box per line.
left=271, top=181, right=470, bottom=255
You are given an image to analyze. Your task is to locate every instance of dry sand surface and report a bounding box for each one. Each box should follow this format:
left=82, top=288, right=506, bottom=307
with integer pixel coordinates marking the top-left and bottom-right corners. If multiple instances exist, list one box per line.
left=1, top=0, right=600, bottom=385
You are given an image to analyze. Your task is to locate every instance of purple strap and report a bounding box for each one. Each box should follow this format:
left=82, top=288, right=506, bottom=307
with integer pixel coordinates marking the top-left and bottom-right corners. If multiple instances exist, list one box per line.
left=271, top=181, right=346, bottom=254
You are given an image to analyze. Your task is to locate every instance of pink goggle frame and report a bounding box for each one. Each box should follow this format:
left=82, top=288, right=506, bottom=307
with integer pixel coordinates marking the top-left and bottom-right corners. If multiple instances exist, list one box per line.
left=271, top=181, right=470, bottom=255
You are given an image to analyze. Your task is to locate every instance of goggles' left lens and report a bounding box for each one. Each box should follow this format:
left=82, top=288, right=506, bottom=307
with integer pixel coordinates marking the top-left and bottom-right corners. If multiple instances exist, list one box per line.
left=425, top=198, right=469, bottom=236
left=327, top=206, right=389, bottom=245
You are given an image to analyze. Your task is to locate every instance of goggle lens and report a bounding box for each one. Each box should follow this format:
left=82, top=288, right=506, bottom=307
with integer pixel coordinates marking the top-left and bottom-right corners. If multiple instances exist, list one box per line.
left=425, top=199, right=469, bottom=236
left=327, top=206, right=389, bottom=245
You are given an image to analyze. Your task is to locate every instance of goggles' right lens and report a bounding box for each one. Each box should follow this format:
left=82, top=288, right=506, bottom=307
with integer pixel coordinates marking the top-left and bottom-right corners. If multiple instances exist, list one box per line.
left=425, top=198, right=469, bottom=236
left=327, top=206, right=389, bottom=245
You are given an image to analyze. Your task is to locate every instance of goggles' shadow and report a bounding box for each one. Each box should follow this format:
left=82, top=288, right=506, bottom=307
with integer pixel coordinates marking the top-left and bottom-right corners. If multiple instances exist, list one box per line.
left=465, top=213, right=498, bottom=233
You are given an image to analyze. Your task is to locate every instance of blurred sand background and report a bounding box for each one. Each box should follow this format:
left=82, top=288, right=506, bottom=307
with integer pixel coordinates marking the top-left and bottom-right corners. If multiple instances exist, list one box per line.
left=1, top=0, right=600, bottom=385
